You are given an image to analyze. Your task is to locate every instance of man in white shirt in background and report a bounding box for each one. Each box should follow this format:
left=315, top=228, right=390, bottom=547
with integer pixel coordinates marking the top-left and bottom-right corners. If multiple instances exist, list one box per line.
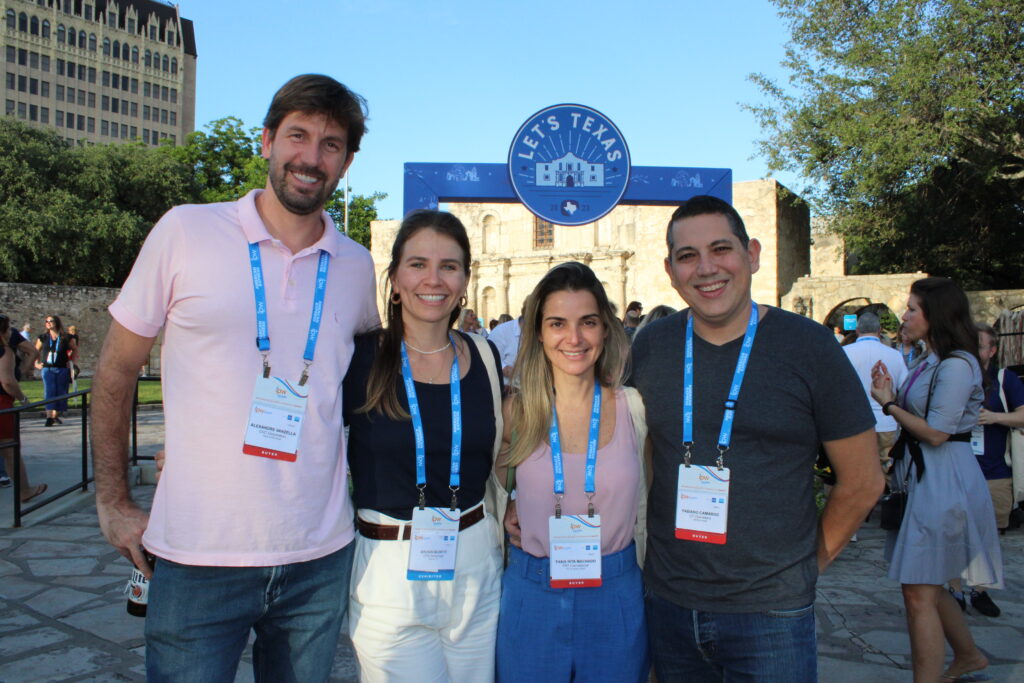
left=843, top=311, right=908, bottom=486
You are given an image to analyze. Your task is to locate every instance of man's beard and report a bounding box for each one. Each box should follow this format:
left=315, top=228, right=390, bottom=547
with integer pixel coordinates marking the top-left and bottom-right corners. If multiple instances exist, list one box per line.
left=269, top=161, right=339, bottom=216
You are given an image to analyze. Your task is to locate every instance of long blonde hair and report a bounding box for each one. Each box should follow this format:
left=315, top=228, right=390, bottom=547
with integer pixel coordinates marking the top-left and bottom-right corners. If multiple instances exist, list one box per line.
left=503, top=262, right=629, bottom=467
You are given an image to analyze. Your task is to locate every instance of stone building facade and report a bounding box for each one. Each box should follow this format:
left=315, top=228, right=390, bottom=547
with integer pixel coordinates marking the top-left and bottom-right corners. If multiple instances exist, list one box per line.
left=370, top=179, right=810, bottom=322
left=2, top=0, right=196, bottom=146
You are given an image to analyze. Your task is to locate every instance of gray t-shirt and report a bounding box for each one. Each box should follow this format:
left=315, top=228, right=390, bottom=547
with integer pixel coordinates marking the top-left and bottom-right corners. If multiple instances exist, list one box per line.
left=629, top=307, right=874, bottom=612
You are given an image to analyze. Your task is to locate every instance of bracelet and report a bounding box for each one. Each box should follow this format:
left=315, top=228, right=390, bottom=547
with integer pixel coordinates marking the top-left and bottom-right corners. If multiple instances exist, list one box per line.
left=882, top=401, right=898, bottom=416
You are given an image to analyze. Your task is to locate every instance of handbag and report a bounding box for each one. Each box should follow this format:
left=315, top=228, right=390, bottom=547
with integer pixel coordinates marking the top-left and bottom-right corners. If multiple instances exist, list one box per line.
left=879, top=487, right=908, bottom=531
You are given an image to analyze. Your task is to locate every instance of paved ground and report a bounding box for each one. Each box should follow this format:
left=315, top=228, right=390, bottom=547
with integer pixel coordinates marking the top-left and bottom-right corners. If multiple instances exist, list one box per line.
left=1, top=410, right=1022, bottom=681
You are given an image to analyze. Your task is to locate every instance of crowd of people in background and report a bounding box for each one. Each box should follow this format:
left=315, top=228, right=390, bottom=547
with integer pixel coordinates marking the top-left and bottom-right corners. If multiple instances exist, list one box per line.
left=0, top=313, right=82, bottom=500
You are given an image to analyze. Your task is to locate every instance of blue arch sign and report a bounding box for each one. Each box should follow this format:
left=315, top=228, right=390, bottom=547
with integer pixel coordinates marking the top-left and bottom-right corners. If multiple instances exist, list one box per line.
left=508, top=104, right=630, bottom=226
left=404, top=104, right=732, bottom=223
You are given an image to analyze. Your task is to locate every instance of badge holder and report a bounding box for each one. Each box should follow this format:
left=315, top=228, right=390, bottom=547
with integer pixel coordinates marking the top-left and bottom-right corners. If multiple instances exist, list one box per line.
left=675, top=443, right=730, bottom=544
left=408, top=485, right=461, bottom=581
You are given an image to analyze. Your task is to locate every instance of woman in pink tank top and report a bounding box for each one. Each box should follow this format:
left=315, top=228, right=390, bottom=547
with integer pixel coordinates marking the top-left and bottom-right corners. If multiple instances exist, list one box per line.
left=495, top=262, right=649, bottom=682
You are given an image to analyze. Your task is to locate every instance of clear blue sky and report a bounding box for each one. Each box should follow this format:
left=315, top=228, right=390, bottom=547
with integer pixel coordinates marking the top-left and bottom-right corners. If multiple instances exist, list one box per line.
left=184, top=0, right=798, bottom=220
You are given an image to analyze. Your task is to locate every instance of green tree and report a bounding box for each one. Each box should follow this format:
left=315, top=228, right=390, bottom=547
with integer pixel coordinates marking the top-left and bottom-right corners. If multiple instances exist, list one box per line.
left=173, top=117, right=266, bottom=203
left=748, top=0, right=1024, bottom=289
left=326, top=191, right=387, bottom=249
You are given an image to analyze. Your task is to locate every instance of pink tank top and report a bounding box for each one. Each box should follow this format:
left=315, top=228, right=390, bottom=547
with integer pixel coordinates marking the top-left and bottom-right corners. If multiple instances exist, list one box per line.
left=515, top=388, right=640, bottom=558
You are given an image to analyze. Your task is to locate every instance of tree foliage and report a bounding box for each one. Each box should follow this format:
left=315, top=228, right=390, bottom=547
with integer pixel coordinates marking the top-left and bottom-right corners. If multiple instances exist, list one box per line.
left=748, top=0, right=1024, bottom=289
left=0, top=117, right=386, bottom=286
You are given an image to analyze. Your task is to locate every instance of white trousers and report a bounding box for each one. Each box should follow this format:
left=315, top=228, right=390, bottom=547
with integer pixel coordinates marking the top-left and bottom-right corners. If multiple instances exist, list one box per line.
left=348, top=503, right=502, bottom=683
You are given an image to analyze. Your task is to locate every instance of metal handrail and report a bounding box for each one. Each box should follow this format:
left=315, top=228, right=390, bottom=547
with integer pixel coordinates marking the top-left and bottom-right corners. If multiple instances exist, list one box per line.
left=4, top=376, right=162, bottom=527
left=0, top=390, right=90, bottom=527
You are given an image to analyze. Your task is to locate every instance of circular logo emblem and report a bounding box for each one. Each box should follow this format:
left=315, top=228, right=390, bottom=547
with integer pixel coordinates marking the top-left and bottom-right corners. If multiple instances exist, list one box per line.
left=508, top=104, right=631, bottom=226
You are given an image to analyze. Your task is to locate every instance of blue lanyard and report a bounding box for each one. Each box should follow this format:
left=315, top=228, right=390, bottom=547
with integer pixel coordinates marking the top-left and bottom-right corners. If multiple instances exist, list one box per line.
left=248, top=243, right=329, bottom=385
left=549, top=381, right=602, bottom=518
left=682, top=304, right=759, bottom=468
left=400, top=335, right=462, bottom=510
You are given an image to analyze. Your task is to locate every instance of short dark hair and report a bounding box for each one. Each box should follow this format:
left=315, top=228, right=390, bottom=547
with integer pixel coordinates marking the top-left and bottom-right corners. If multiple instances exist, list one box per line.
left=263, top=74, right=368, bottom=153
left=666, top=195, right=749, bottom=253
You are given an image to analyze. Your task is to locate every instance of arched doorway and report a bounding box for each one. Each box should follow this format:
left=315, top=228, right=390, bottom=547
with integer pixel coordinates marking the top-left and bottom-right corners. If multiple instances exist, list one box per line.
left=824, top=298, right=900, bottom=344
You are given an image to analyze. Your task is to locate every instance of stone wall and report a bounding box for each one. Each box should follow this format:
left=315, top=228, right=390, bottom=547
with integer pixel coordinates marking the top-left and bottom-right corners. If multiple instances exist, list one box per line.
left=0, top=282, right=119, bottom=376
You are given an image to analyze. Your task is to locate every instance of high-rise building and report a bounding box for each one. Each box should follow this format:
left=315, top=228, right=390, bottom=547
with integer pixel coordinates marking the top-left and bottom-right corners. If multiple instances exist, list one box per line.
left=2, top=0, right=196, bottom=146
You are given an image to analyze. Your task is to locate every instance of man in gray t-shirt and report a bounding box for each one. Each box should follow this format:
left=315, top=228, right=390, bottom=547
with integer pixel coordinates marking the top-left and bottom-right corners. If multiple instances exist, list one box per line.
left=630, top=196, right=882, bottom=682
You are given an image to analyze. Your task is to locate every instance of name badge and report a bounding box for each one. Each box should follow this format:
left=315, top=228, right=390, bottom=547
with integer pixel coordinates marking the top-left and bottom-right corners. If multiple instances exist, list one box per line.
left=970, top=425, right=985, bottom=456
left=242, top=376, right=308, bottom=462
left=407, top=507, right=460, bottom=581
left=549, top=514, right=602, bottom=588
left=676, top=465, right=730, bottom=544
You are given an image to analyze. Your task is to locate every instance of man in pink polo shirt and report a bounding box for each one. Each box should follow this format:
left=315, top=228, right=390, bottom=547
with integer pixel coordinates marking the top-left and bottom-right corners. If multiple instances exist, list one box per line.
left=91, top=74, right=379, bottom=682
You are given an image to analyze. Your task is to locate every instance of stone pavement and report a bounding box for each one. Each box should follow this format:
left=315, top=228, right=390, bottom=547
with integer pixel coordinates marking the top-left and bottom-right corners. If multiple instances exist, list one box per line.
left=1, top=410, right=1022, bottom=681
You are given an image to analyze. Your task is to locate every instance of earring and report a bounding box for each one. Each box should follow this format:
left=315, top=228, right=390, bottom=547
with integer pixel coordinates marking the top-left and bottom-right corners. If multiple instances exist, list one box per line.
left=391, top=292, right=401, bottom=304
left=459, top=295, right=467, bottom=307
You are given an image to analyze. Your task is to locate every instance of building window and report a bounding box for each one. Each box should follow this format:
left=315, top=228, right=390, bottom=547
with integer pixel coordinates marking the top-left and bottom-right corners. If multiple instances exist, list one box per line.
left=19, top=49, right=28, bottom=66
left=29, top=78, right=38, bottom=95
left=111, top=97, right=118, bottom=113
left=56, top=84, right=64, bottom=101
left=149, top=25, right=156, bottom=40
left=57, top=23, right=65, bottom=43
left=162, top=54, right=168, bottom=72
left=122, top=43, right=129, bottom=61
left=76, top=89, right=84, bottom=106
left=41, top=81, right=49, bottom=97
left=18, top=13, right=27, bottom=33
left=171, top=57, right=177, bottom=75
left=160, top=108, right=167, bottom=124
left=88, top=67, right=95, bottom=83
left=130, top=101, right=137, bottom=117
left=143, top=82, right=150, bottom=97
left=87, top=116, right=95, bottom=133
left=30, top=104, right=38, bottom=121
left=41, top=55, right=50, bottom=72
left=144, top=49, right=151, bottom=67
left=102, top=70, right=109, bottom=86
left=109, top=12, right=117, bottom=29
left=142, top=128, right=149, bottom=144
left=113, top=40, right=120, bottom=59
left=101, top=120, right=108, bottom=135
left=40, top=106, right=48, bottom=123
left=5, top=99, right=15, bottom=115
left=5, top=10, right=14, bottom=31
left=87, top=91, right=94, bottom=108
left=169, top=110, right=176, bottom=126
left=55, top=109, right=63, bottom=126
left=534, top=218, right=554, bottom=249
left=167, top=31, right=174, bottom=45
left=42, top=19, right=50, bottom=39
left=112, top=73, right=119, bottom=89
left=103, top=38, right=110, bottom=56
left=4, top=73, right=13, bottom=90
left=101, top=94, right=108, bottom=110
left=84, top=5, right=93, bottom=22
left=30, top=52, right=39, bottom=69
left=132, top=46, right=138, bottom=64
left=127, top=19, right=135, bottom=34
left=120, top=123, right=127, bottom=138
left=67, top=26, right=76, bottom=47
left=6, top=46, right=16, bottom=63
left=153, top=51, right=160, bottom=70
left=78, top=114, right=85, bottom=131
left=130, top=78, right=137, bottom=93
left=161, top=86, right=168, bottom=101
left=170, top=88, right=177, bottom=103
left=111, top=121, right=119, bottom=137
left=18, top=102, right=27, bottom=119
left=130, top=125, right=136, bottom=138
left=30, top=16, right=39, bottom=36
left=79, top=30, right=86, bottom=47
left=89, top=33, right=96, bottom=52
left=67, top=86, right=74, bottom=101
left=17, top=75, right=26, bottom=92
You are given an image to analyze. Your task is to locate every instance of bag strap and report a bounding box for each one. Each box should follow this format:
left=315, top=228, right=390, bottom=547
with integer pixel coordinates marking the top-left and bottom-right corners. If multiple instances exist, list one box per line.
left=465, top=333, right=503, bottom=465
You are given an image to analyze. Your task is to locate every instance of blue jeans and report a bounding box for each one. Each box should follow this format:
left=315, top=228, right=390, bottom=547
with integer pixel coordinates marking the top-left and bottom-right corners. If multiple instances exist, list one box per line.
left=41, top=366, right=70, bottom=412
left=497, top=543, right=649, bottom=682
left=646, top=590, right=817, bottom=682
left=145, top=542, right=355, bottom=683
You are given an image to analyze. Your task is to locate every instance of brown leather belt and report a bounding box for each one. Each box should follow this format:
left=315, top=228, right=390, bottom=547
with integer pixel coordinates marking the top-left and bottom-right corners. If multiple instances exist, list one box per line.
left=357, top=504, right=485, bottom=541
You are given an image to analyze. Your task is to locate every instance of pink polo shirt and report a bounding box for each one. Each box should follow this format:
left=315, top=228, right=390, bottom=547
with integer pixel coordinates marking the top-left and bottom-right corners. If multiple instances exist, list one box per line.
left=110, top=190, right=379, bottom=566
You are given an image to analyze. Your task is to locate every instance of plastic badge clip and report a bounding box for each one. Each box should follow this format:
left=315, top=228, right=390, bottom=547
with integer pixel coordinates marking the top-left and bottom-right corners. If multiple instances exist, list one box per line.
left=261, top=354, right=270, bottom=379
left=554, top=494, right=563, bottom=519
left=417, top=485, right=426, bottom=510
left=449, top=486, right=459, bottom=512
left=299, top=361, right=312, bottom=387
left=682, top=443, right=693, bottom=467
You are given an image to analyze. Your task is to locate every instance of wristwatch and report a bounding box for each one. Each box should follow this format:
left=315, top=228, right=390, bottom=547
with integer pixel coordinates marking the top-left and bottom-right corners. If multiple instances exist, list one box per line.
left=882, top=401, right=898, bottom=416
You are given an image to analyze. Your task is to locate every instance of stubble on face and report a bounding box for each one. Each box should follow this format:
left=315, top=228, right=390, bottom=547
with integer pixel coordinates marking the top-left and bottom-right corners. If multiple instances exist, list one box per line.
left=268, top=158, right=338, bottom=216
